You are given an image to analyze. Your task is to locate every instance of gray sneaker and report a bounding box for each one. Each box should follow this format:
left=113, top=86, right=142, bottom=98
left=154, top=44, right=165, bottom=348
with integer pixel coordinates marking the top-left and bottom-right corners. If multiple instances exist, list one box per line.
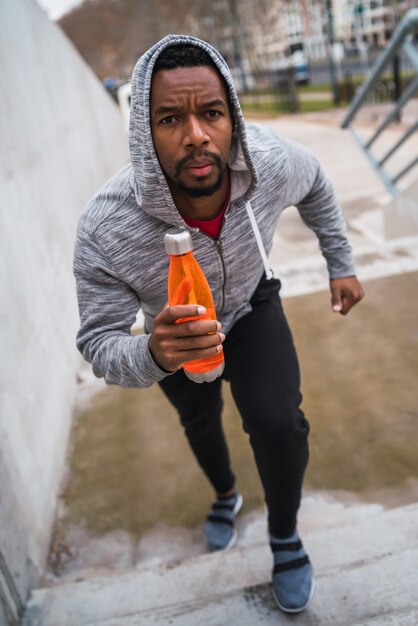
left=204, top=492, right=243, bottom=551
left=270, top=531, right=315, bottom=613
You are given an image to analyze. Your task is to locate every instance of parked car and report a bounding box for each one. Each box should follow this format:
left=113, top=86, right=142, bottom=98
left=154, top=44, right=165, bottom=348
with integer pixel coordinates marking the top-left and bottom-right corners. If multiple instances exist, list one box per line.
left=270, top=52, right=310, bottom=85
left=291, top=52, right=310, bottom=85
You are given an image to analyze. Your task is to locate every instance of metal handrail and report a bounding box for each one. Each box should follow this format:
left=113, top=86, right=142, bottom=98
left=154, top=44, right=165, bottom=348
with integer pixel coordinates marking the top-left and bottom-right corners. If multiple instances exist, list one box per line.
left=341, top=8, right=418, bottom=196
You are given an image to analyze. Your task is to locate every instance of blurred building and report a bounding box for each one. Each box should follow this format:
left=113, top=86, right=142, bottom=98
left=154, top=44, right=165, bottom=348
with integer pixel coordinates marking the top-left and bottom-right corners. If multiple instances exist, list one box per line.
left=200, top=0, right=323, bottom=72
left=279, top=0, right=327, bottom=60
left=208, top=0, right=414, bottom=71
left=335, top=0, right=396, bottom=50
left=279, top=0, right=413, bottom=59
left=56, top=0, right=416, bottom=82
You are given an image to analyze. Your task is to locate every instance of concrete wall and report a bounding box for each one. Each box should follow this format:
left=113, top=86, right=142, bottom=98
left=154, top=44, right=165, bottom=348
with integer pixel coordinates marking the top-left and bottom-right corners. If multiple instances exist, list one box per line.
left=0, top=0, right=129, bottom=618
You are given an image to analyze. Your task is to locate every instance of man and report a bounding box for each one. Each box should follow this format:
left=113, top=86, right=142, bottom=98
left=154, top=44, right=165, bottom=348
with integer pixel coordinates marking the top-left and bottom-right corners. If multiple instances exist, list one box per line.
left=74, top=34, right=364, bottom=613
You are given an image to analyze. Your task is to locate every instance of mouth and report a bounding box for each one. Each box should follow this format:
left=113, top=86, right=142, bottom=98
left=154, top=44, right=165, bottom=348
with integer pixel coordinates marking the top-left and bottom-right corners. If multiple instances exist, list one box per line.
left=185, top=160, right=215, bottom=178
left=175, top=151, right=223, bottom=181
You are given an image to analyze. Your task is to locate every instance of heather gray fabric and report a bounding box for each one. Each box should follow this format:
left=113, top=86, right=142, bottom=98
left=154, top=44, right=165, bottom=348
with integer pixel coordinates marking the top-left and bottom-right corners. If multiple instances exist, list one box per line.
left=73, top=34, right=356, bottom=388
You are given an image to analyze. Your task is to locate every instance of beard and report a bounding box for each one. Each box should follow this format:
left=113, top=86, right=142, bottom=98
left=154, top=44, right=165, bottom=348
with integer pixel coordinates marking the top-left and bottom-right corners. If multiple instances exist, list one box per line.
left=173, top=150, right=225, bottom=198
left=176, top=170, right=224, bottom=198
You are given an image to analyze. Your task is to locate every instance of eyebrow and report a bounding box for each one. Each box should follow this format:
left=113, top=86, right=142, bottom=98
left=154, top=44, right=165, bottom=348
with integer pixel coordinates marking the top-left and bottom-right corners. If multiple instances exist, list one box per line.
left=154, top=99, right=227, bottom=116
left=202, top=99, right=227, bottom=109
left=154, top=105, right=181, bottom=115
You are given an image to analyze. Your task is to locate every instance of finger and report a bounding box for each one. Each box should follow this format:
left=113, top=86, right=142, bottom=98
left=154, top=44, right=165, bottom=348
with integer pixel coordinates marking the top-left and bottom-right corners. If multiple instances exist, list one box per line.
left=164, top=332, right=225, bottom=352
left=341, top=287, right=364, bottom=314
left=158, top=304, right=207, bottom=323
left=330, top=288, right=343, bottom=313
left=174, top=318, right=222, bottom=337
left=155, top=315, right=221, bottom=338
left=339, top=295, right=351, bottom=315
left=177, top=342, right=224, bottom=364
left=152, top=331, right=225, bottom=371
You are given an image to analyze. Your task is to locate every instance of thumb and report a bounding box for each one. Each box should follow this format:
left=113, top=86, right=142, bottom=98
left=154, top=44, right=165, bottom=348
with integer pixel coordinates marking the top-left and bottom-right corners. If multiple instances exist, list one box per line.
left=331, top=290, right=342, bottom=313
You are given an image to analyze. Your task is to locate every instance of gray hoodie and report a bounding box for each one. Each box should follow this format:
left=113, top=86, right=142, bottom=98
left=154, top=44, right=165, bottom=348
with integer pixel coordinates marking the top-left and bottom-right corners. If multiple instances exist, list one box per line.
left=74, top=34, right=355, bottom=388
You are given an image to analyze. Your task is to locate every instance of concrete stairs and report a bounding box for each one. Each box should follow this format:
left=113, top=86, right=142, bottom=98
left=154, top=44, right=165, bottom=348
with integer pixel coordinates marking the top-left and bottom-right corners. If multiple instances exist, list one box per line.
left=23, top=502, right=418, bottom=626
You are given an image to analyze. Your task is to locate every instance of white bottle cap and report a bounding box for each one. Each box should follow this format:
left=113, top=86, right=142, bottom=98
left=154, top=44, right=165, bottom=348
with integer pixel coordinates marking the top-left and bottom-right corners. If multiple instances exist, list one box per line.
left=164, top=229, right=193, bottom=255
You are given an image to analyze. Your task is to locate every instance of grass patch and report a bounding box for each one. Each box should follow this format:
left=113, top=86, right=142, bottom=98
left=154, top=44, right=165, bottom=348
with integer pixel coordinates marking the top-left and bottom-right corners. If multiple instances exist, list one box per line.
left=298, top=83, right=331, bottom=93
left=241, top=98, right=346, bottom=116
left=299, top=99, right=338, bottom=112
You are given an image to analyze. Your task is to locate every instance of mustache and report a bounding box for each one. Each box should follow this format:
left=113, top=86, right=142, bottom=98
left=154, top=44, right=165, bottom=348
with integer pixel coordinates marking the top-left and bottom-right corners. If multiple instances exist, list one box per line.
left=175, top=150, right=223, bottom=178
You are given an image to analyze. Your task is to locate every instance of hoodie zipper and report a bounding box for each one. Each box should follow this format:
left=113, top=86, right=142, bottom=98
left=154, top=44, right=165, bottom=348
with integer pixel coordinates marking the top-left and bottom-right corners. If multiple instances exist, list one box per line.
left=212, top=209, right=228, bottom=313
left=215, top=210, right=229, bottom=313
left=215, top=238, right=226, bottom=313
left=187, top=223, right=227, bottom=314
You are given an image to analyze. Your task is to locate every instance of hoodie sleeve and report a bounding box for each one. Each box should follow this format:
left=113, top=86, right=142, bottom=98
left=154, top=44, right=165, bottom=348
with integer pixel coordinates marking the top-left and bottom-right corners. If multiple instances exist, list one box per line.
left=282, top=137, right=356, bottom=279
left=73, top=226, right=169, bottom=388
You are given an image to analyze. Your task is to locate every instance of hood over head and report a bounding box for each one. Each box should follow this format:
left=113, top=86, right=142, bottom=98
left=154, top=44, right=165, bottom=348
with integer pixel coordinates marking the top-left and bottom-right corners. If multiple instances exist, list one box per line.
left=128, top=34, right=258, bottom=226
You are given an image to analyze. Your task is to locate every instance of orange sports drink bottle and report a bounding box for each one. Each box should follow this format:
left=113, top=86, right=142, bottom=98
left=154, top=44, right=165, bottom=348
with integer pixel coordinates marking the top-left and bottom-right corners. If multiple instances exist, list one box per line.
left=164, top=228, right=225, bottom=383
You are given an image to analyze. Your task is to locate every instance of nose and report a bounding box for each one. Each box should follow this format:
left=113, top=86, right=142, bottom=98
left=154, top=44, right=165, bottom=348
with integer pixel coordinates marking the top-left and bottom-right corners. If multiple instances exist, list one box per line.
left=183, top=115, right=210, bottom=148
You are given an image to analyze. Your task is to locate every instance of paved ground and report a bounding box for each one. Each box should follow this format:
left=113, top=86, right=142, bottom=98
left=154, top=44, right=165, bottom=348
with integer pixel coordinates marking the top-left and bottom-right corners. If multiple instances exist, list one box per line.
left=45, top=111, right=418, bottom=585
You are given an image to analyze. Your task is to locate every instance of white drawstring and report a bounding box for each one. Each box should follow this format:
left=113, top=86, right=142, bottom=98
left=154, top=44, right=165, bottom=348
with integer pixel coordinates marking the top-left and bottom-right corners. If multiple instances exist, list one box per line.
left=245, top=202, right=274, bottom=280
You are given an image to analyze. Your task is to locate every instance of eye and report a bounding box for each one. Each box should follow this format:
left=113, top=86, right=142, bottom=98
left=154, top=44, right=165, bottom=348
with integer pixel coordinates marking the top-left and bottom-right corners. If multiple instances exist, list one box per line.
left=206, top=110, right=222, bottom=120
left=160, top=116, right=176, bottom=125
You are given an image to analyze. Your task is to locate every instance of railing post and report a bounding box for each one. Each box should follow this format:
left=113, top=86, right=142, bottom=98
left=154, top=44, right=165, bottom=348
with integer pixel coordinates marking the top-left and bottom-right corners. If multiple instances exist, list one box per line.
left=341, top=8, right=418, bottom=129
left=340, top=8, right=418, bottom=196
left=393, top=52, right=401, bottom=122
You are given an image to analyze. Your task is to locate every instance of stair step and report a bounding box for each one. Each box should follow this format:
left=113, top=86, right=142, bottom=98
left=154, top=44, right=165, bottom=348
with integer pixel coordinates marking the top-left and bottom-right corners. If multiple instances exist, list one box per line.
left=70, top=552, right=418, bottom=626
left=23, top=503, right=418, bottom=626
left=355, top=609, right=418, bottom=625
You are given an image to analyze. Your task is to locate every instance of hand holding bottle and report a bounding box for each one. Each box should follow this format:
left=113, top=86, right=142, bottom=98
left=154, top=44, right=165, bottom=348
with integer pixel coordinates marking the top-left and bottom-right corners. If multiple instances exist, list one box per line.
left=149, top=228, right=225, bottom=382
left=148, top=304, right=225, bottom=373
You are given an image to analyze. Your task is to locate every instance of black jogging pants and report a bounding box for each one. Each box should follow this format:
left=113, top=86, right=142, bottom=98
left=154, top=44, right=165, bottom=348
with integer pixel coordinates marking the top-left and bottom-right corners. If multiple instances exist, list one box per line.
left=158, top=276, right=310, bottom=538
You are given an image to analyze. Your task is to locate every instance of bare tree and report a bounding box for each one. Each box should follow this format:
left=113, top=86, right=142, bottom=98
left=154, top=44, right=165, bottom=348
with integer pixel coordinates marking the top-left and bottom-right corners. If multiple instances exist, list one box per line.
left=58, top=0, right=294, bottom=80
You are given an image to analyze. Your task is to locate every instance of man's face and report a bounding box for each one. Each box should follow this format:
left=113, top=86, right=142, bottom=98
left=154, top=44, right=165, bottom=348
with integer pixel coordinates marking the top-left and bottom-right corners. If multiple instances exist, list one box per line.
left=150, top=65, right=233, bottom=200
